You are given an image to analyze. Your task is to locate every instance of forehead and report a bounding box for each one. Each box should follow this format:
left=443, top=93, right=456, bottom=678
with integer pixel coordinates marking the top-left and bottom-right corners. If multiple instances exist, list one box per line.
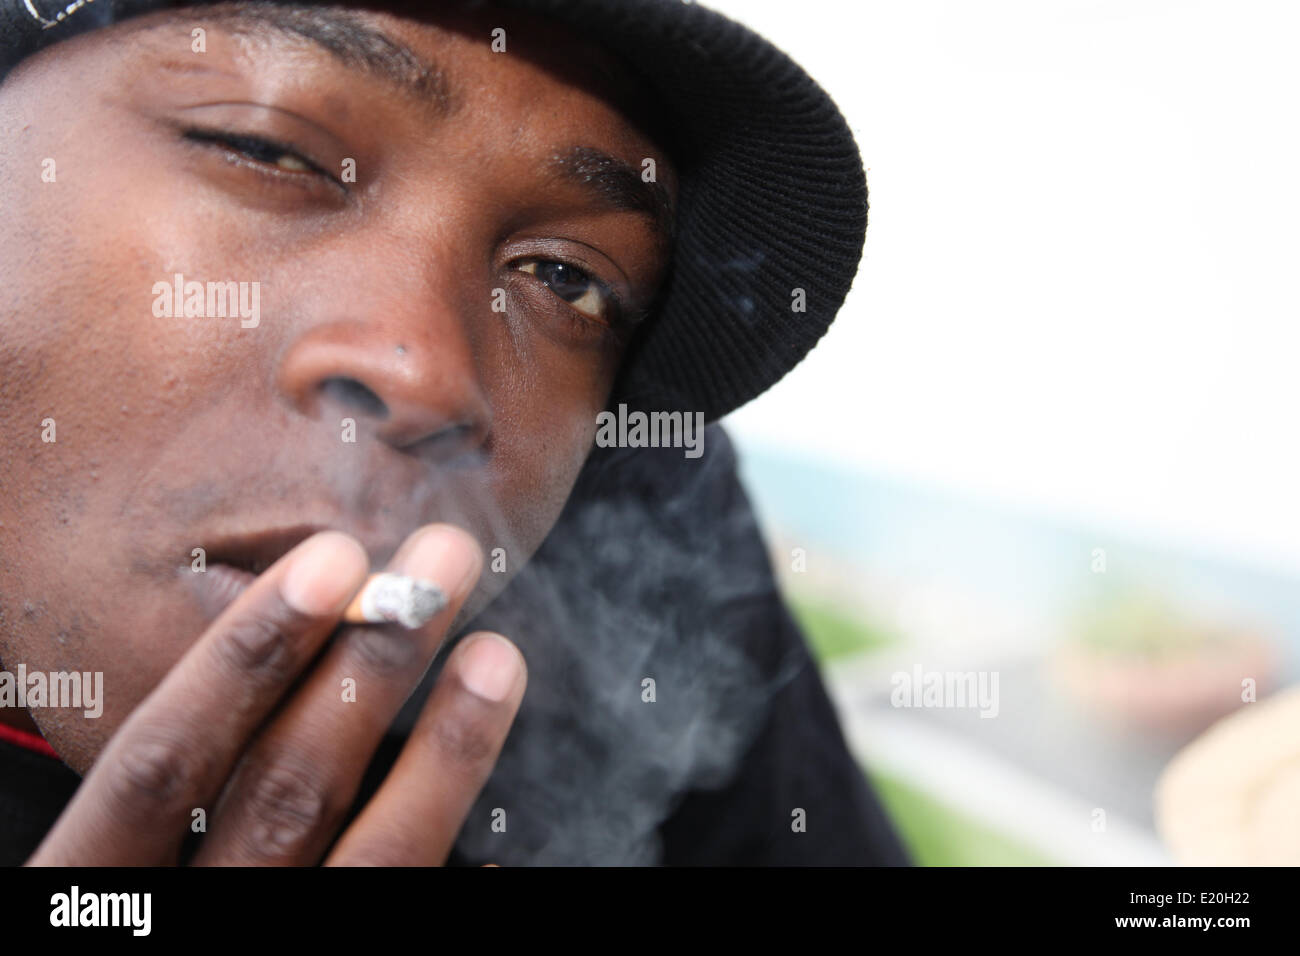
left=109, top=2, right=677, bottom=234
left=137, top=3, right=670, bottom=151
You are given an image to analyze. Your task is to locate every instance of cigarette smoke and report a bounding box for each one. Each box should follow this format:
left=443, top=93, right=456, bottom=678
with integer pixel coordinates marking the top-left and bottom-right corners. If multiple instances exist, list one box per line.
left=396, top=423, right=803, bottom=865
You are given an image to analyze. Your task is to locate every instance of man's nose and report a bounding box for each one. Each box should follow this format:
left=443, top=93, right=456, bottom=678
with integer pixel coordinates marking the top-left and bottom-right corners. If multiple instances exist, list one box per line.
left=276, top=251, right=492, bottom=460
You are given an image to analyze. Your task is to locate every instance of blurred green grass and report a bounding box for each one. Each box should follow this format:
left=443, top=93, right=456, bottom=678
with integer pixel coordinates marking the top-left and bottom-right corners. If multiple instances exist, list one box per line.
left=868, top=770, right=1058, bottom=866
left=790, top=594, right=899, bottom=661
left=790, top=593, right=1057, bottom=865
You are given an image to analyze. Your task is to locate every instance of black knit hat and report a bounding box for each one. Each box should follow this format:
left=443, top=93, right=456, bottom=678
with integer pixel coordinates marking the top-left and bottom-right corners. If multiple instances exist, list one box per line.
left=1, top=0, right=867, bottom=422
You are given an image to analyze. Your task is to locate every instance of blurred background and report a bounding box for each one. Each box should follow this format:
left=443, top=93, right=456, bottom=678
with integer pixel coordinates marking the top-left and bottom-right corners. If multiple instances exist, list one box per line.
left=707, top=0, right=1300, bottom=865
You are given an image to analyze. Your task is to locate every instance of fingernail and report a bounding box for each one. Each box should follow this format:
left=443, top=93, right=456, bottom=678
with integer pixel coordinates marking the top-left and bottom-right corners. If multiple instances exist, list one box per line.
left=281, top=532, right=369, bottom=616
left=459, top=633, right=522, bottom=702
left=392, top=525, right=483, bottom=600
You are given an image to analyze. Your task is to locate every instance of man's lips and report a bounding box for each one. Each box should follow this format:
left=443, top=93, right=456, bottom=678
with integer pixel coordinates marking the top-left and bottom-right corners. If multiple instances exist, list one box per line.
left=194, top=563, right=260, bottom=620
left=181, top=521, right=477, bottom=624
left=186, top=524, right=328, bottom=620
left=205, top=525, right=328, bottom=577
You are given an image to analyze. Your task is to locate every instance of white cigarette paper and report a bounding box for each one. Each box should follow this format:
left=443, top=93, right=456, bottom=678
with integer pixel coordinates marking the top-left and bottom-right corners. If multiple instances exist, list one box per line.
left=342, top=573, right=447, bottom=629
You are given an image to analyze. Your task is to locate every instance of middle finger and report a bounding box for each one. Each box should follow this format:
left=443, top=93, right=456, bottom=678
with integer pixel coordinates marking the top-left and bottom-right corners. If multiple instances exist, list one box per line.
left=191, top=523, right=483, bottom=865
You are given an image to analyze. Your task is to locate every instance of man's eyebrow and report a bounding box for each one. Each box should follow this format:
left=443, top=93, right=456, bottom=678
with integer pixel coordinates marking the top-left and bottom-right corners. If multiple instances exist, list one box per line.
left=177, top=2, right=454, bottom=112
left=549, top=147, right=676, bottom=248
left=158, top=6, right=674, bottom=242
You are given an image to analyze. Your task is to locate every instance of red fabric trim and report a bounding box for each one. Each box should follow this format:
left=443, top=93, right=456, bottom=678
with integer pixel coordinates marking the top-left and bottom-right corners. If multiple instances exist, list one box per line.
left=0, top=722, right=59, bottom=759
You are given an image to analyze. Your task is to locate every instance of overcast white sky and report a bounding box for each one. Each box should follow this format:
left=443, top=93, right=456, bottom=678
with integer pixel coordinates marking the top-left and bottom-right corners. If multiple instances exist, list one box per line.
left=709, top=0, right=1300, bottom=575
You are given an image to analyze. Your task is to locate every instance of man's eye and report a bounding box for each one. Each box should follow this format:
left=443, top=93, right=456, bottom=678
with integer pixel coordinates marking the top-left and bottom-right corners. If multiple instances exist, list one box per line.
left=514, top=259, right=613, bottom=322
left=182, top=129, right=324, bottom=177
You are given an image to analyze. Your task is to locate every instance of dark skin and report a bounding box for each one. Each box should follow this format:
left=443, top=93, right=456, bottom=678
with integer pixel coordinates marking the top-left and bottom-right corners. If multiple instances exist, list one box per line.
left=0, top=2, right=676, bottom=864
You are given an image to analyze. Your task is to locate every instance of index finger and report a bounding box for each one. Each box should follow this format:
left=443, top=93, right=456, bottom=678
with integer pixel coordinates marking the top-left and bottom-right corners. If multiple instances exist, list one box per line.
left=26, top=531, right=369, bottom=866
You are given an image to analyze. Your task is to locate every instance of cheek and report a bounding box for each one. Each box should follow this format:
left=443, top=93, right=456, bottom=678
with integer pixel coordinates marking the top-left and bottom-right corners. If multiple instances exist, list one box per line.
left=0, top=96, right=235, bottom=433
left=0, top=96, right=249, bottom=766
left=483, top=355, right=610, bottom=559
left=0, top=120, right=221, bottom=553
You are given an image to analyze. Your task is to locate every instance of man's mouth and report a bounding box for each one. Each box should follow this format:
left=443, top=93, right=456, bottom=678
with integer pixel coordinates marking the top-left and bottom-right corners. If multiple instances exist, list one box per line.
left=207, top=525, right=329, bottom=577
left=187, top=525, right=327, bottom=620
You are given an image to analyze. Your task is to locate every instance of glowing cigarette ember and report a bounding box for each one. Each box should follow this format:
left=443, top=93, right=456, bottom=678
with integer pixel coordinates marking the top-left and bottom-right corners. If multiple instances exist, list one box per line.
left=342, top=573, right=446, bottom=629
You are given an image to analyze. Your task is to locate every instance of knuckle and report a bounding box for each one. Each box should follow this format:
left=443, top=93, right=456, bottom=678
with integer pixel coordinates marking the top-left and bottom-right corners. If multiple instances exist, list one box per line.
left=429, top=709, right=497, bottom=768
left=105, top=729, right=207, bottom=823
left=212, top=602, right=311, bottom=683
left=344, top=627, right=421, bottom=679
left=335, top=829, right=420, bottom=867
left=235, top=758, right=335, bottom=859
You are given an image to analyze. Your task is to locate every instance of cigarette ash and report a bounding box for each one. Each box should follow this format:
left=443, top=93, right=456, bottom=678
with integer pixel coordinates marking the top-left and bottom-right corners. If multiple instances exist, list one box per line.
left=358, top=573, right=446, bottom=629
left=436, top=424, right=805, bottom=865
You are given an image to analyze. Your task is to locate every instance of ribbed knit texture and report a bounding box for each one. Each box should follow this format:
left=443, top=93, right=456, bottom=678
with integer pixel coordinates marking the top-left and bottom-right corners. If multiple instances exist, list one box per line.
left=1, top=0, right=868, bottom=421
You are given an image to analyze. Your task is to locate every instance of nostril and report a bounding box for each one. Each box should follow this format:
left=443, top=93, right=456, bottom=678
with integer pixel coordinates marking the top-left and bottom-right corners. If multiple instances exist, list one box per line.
left=319, top=376, right=389, bottom=420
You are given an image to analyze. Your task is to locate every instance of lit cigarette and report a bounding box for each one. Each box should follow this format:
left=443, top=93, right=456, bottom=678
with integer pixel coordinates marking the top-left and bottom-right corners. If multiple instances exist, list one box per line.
left=342, top=573, right=447, bottom=629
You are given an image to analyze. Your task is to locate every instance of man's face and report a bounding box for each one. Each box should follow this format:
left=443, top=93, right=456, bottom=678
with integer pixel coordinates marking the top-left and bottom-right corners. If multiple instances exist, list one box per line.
left=0, top=2, right=675, bottom=771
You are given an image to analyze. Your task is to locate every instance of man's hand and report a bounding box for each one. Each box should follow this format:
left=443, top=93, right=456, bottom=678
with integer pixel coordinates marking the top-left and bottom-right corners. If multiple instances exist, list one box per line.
left=26, top=525, right=526, bottom=866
